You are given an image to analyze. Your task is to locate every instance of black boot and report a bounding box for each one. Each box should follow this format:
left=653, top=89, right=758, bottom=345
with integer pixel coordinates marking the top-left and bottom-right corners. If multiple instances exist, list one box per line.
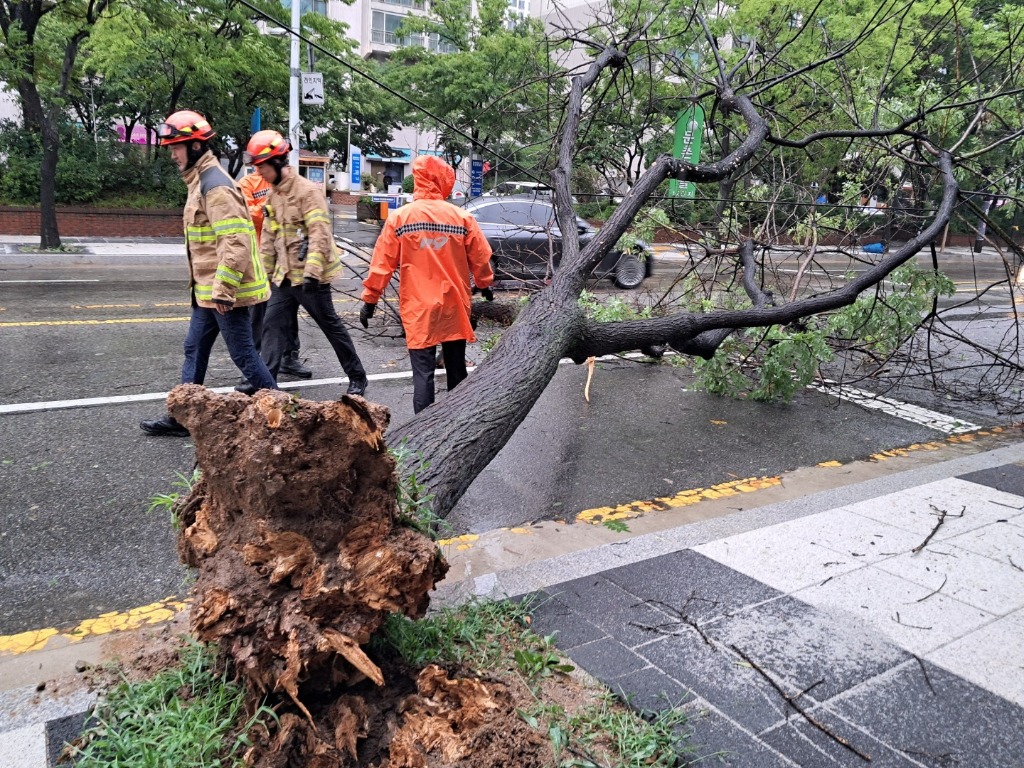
left=345, top=375, right=368, bottom=396
left=281, top=351, right=313, bottom=379
left=234, top=381, right=257, bottom=395
left=140, top=414, right=189, bottom=437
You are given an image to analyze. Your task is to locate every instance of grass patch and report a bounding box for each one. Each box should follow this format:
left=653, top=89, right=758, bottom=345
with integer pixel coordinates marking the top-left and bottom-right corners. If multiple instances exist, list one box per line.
left=148, top=469, right=201, bottom=529
left=376, top=598, right=691, bottom=766
left=68, top=641, right=274, bottom=767
left=375, top=598, right=529, bottom=669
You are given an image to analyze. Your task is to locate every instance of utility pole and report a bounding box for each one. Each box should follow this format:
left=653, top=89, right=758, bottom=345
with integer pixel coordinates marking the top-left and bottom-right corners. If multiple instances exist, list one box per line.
left=288, top=0, right=301, bottom=168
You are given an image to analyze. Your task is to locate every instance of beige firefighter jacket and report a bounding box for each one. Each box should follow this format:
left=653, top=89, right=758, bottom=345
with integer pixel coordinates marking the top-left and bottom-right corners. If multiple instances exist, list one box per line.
left=259, top=171, right=343, bottom=286
left=182, top=151, right=269, bottom=308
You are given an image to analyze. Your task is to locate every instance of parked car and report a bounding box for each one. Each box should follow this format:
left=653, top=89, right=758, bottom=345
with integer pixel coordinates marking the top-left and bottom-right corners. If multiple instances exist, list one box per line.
left=463, top=195, right=653, bottom=289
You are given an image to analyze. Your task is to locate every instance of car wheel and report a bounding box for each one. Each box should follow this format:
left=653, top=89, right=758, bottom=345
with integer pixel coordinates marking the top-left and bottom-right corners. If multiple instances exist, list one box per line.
left=613, top=254, right=646, bottom=289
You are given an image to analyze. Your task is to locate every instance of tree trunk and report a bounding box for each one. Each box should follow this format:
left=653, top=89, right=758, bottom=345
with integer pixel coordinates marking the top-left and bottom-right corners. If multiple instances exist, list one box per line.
left=38, top=119, right=60, bottom=248
left=17, top=80, right=61, bottom=248
left=393, top=292, right=584, bottom=518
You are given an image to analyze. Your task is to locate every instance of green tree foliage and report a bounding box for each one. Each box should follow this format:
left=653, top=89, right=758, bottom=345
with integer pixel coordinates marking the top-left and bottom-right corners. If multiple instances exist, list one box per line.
left=0, top=0, right=113, bottom=245
left=1, top=0, right=409, bottom=212
left=387, top=0, right=560, bottom=174
left=0, top=119, right=185, bottom=206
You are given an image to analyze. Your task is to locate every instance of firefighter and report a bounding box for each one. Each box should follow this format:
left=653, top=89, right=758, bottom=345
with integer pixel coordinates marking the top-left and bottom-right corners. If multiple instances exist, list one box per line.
left=238, top=170, right=312, bottom=381
left=243, top=130, right=368, bottom=396
left=360, top=155, right=494, bottom=413
left=141, top=110, right=277, bottom=437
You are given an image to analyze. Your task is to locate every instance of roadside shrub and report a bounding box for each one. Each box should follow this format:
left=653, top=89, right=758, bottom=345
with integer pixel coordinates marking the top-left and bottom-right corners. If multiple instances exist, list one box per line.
left=0, top=119, right=186, bottom=207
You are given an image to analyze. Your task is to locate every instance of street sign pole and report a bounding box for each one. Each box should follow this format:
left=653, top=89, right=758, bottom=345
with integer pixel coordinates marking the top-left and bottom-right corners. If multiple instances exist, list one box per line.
left=288, top=0, right=300, bottom=168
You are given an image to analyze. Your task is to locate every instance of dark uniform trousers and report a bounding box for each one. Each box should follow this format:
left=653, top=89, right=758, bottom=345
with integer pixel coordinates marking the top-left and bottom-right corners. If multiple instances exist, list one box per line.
left=409, top=339, right=467, bottom=414
left=250, top=300, right=299, bottom=356
left=262, top=280, right=366, bottom=381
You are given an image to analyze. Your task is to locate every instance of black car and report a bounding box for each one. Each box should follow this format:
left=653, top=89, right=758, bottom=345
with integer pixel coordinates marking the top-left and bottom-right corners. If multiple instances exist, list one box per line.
left=463, top=195, right=653, bottom=289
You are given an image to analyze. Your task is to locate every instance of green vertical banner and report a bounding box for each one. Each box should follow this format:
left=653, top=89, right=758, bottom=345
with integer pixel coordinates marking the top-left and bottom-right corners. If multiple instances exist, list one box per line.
left=668, top=105, right=705, bottom=199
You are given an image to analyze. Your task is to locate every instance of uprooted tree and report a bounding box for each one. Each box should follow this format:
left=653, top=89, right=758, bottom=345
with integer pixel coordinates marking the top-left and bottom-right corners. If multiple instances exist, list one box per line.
left=389, top=0, right=1024, bottom=518
left=162, top=0, right=1024, bottom=763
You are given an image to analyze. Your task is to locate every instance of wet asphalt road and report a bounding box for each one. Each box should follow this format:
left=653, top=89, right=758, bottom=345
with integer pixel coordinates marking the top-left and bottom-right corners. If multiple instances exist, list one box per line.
left=0, top=248, right=1016, bottom=635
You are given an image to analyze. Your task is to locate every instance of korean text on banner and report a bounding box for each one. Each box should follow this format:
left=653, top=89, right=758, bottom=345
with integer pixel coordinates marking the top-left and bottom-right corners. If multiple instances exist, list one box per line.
left=668, top=105, right=705, bottom=199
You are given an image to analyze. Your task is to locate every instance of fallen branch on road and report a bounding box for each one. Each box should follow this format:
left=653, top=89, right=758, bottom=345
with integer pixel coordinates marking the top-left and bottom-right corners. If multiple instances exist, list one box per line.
left=731, top=644, right=872, bottom=763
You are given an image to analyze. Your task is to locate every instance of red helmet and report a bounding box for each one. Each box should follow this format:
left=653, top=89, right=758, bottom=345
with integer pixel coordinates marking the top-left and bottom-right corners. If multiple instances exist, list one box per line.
left=244, top=130, right=290, bottom=165
left=156, top=111, right=216, bottom=146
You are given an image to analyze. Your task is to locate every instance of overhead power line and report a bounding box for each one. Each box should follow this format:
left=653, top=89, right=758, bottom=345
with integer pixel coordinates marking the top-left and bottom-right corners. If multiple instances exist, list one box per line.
left=232, top=0, right=543, bottom=183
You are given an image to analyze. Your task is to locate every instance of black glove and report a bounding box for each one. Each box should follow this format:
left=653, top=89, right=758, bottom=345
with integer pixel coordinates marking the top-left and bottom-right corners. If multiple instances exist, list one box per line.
left=302, top=276, right=319, bottom=293
left=359, top=302, right=376, bottom=328
left=481, top=287, right=494, bottom=302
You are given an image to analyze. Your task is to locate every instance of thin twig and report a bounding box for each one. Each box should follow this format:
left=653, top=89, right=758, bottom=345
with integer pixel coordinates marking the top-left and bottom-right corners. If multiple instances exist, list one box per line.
left=730, top=645, right=872, bottom=762
left=915, top=575, right=948, bottom=603
left=643, top=595, right=720, bottom=648
left=893, top=612, right=932, bottom=631
left=1009, top=556, right=1023, bottom=573
left=913, top=656, right=936, bottom=696
left=912, top=505, right=965, bottom=554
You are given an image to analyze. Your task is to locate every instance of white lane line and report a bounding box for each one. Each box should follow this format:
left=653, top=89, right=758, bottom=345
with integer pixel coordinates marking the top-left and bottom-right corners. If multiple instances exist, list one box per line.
left=0, top=353, right=648, bottom=416
left=0, top=279, right=101, bottom=284
left=811, top=381, right=981, bottom=434
left=0, top=354, right=978, bottom=437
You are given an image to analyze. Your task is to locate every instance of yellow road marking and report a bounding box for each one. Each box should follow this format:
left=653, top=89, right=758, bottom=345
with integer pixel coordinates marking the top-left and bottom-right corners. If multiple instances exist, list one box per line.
left=438, top=533, right=479, bottom=551
left=0, top=317, right=190, bottom=327
left=71, top=303, right=142, bottom=309
left=578, top=475, right=783, bottom=525
left=0, top=596, right=190, bottom=656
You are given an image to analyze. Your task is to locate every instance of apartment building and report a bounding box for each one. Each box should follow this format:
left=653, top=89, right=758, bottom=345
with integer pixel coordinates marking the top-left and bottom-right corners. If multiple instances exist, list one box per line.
left=327, top=0, right=532, bottom=188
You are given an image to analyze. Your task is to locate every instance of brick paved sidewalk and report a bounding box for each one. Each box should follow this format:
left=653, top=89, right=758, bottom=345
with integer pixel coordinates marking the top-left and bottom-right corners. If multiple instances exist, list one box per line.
left=529, top=463, right=1024, bottom=766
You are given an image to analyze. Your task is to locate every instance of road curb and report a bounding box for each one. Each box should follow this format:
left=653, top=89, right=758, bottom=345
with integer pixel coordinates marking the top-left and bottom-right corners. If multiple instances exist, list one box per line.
left=2, top=430, right=1018, bottom=766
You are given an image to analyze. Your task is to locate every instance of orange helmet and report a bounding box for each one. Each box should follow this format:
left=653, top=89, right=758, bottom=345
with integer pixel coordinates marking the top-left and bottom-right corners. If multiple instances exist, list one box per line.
left=156, top=110, right=216, bottom=146
left=244, top=130, right=290, bottom=165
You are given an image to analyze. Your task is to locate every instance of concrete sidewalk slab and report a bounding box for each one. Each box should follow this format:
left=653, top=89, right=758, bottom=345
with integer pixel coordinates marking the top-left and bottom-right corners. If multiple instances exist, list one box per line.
left=522, top=451, right=1024, bottom=765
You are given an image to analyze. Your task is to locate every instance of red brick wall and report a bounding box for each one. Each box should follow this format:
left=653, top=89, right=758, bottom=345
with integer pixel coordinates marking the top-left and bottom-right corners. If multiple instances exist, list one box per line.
left=329, top=192, right=362, bottom=205
left=0, top=206, right=183, bottom=237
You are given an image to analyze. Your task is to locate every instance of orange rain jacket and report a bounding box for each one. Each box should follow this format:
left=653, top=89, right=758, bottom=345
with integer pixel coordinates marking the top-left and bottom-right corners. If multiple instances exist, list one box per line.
left=362, top=155, right=494, bottom=350
left=238, top=171, right=272, bottom=242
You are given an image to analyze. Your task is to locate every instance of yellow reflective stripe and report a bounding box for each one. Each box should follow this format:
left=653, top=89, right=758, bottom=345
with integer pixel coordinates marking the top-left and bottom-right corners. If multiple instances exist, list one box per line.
left=268, top=220, right=281, bottom=232
left=187, top=226, right=216, bottom=243
left=303, top=209, right=330, bottom=226
left=235, top=282, right=269, bottom=300
left=322, top=258, right=343, bottom=280
left=212, top=217, right=250, bottom=230
left=212, top=219, right=256, bottom=237
left=215, top=266, right=243, bottom=287
left=194, top=279, right=267, bottom=300
left=306, top=251, right=325, bottom=268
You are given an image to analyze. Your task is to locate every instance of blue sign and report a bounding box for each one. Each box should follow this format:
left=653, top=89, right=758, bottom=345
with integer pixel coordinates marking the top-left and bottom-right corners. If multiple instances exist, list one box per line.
left=470, top=158, right=483, bottom=196
left=350, top=151, right=361, bottom=186
left=371, top=194, right=404, bottom=209
left=306, top=166, right=325, bottom=185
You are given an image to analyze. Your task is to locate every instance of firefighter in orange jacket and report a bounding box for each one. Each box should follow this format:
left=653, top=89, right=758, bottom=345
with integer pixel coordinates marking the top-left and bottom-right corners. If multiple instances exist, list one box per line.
left=360, top=155, right=494, bottom=413
left=237, top=170, right=311, bottom=380
left=141, top=110, right=277, bottom=437
left=245, top=130, right=368, bottom=396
